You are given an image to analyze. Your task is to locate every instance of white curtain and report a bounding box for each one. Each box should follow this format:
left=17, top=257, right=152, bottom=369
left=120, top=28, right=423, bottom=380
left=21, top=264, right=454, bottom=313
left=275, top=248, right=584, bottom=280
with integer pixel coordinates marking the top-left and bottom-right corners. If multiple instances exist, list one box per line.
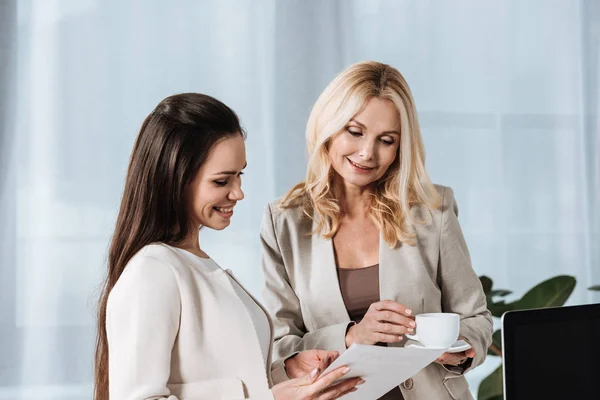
left=1, top=1, right=598, bottom=399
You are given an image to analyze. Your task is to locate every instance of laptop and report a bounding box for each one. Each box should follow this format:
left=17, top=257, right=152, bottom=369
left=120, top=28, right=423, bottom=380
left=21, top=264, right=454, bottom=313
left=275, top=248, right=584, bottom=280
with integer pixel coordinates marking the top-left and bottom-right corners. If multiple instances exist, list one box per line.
left=501, top=304, right=600, bottom=399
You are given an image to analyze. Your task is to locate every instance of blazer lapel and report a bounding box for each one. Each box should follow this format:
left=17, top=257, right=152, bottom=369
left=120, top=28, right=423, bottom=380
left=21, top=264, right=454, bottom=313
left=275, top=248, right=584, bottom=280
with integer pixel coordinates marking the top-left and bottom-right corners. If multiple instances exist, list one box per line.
left=379, top=233, right=426, bottom=315
left=309, top=218, right=352, bottom=324
left=224, top=270, right=275, bottom=379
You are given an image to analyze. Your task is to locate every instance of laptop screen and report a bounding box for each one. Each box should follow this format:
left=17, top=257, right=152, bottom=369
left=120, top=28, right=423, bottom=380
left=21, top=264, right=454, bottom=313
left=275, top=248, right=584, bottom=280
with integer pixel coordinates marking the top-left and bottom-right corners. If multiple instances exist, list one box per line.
left=502, top=304, right=600, bottom=400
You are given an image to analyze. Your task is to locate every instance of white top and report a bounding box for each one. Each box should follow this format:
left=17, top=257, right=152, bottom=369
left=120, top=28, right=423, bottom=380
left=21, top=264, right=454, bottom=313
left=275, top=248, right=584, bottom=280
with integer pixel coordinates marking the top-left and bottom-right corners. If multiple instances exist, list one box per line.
left=106, top=243, right=277, bottom=400
left=173, top=247, right=271, bottom=367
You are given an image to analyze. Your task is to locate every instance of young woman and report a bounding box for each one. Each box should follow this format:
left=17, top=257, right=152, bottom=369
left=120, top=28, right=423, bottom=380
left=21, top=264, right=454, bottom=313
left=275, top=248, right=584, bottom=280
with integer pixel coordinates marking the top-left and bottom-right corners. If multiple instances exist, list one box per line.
left=94, top=93, right=363, bottom=400
left=261, top=62, right=492, bottom=399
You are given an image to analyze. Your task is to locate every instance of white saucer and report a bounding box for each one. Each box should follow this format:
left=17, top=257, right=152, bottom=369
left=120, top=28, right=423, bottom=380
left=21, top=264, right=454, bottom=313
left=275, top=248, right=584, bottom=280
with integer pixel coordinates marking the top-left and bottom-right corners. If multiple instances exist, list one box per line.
left=407, top=339, right=471, bottom=353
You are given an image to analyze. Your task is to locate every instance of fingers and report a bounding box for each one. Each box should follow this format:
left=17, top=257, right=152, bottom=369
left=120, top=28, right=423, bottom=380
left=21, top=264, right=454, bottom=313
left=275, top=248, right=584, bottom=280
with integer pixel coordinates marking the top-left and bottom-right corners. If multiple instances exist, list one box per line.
left=436, top=351, right=468, bottom=366
left=311, top=365, right=352, bottom=392
left=371, top=332, right=404, bottom=343
left=311, top=357, right=332, bottom=382
left=308, top=350, right=339, bottom=382
left=374, top=319, right=413, bottom=335
left=376, top=310, right=415, bottom=328
left=318, top=377, right=365, bottom=400
left=355, top=302, right=414, bottom=345
left=372, top=300, right=412, bottom=316
left=370, top=303, right=415, bottom=334
left=465, top=348, right=476, bottom=358
left=436, top=351, right=456, bottom=364
left=316, top=350, right=339, bottom=364
left=298, top=366, right=323, bottom=386
left=373, top=322, right=407, bottom=338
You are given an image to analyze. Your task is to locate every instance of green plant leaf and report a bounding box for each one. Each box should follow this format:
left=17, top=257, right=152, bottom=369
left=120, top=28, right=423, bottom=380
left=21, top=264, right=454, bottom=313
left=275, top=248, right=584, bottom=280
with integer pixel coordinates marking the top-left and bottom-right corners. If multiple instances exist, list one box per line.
left=589, top=285, right=600, bottom=291
left=487, top=300, right=515, bottom=318
left=487, top=329, right=503, bottom=356
left=480, top=275, right=493, bottom=294
left=478, top=364, right=503, bottom=400
left=516, top=275, right=576, bottom=309
left=489, top=289, right=512, bottom=297
left=492, top=329, right=502, bottom=351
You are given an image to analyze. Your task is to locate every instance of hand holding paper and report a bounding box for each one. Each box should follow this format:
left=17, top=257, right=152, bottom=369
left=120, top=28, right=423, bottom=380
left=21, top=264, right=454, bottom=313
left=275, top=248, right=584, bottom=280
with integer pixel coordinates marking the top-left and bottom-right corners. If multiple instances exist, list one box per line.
left=320, top=344, right=446, bottom=399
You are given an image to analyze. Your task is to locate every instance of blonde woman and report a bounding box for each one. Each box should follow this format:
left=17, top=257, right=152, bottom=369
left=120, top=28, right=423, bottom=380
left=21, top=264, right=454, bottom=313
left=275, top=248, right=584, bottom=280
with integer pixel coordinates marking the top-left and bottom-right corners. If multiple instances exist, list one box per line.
left=261, top=62, right=492, bottom=400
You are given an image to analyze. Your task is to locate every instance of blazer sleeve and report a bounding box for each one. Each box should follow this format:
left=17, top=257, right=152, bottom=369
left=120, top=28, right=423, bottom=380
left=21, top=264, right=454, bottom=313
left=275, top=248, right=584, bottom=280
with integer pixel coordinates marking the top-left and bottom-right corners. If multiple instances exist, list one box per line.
left=106, top=255, right=182, bottom=400
left=261, top=204, right=353, bottom=368
left=438, top=187, right=493, bottom=374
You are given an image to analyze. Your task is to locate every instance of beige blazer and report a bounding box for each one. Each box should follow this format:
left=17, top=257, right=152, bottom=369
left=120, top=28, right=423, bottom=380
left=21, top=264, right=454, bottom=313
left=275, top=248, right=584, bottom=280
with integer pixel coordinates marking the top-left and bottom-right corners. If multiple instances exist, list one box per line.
left=106, top=243, right=288, bottom=400
left=260, top=185, right=493, bottom=400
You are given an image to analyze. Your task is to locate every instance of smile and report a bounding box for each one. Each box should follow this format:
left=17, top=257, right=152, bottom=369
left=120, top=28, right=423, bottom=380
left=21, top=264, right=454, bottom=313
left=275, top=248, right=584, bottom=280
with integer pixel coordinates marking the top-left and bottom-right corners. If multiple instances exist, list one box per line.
left=347, top=158, right=375, bottom=171
left=213, top=206, right=235, bottom=218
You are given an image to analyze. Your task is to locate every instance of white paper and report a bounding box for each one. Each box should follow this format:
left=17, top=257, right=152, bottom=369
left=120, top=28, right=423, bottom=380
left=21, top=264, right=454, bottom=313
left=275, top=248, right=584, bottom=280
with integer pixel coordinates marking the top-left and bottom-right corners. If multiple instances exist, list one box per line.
left=321, top=343, right=445, bottom=399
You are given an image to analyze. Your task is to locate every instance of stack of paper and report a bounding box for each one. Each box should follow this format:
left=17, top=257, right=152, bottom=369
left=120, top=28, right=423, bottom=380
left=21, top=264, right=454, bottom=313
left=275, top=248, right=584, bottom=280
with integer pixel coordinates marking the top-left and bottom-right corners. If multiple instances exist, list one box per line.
left=321, top=344, right=445, bottom=399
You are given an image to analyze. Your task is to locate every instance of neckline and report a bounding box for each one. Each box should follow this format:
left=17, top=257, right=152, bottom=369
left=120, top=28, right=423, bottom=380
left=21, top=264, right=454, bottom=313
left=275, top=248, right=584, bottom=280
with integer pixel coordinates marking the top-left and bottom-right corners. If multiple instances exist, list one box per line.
left=171, top=246, right=210, bottom=260
left=166, top=245, right=222, bottom=273
left=337, top=264, right=379, bottom=271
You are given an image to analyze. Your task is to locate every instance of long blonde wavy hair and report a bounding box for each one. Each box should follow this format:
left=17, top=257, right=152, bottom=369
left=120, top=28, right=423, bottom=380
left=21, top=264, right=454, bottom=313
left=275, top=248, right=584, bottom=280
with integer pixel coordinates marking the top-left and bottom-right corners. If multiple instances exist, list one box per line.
left=280, top=61, right=440, bottom=247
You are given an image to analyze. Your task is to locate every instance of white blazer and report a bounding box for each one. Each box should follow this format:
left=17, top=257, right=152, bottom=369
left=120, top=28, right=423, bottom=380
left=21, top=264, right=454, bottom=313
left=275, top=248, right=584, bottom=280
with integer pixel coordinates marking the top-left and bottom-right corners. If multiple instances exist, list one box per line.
left=106, top=243, right=288, bottom=400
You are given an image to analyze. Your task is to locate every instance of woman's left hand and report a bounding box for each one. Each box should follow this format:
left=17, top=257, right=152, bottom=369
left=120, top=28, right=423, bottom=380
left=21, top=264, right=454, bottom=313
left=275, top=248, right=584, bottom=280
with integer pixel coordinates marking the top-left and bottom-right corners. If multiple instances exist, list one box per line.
left=435, top=342, right=476, bottom=367
left=284, top=350, right=340, bottom=379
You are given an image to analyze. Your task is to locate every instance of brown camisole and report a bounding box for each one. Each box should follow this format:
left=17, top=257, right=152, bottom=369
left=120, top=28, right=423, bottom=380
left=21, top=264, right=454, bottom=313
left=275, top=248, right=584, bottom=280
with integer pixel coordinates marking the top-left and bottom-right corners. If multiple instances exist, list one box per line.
left=337, top=265, right=404, bottom=400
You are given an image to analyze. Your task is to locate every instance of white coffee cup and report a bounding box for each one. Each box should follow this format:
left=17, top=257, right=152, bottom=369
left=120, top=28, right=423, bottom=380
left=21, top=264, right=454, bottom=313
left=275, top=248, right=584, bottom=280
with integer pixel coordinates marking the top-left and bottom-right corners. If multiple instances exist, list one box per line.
left=405, top=313, right=460, bottom=348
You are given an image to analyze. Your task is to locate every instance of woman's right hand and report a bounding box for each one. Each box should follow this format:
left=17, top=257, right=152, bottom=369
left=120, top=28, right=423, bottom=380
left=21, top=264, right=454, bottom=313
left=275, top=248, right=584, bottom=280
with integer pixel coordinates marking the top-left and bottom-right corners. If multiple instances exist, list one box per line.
left=271, top=364, right=363, bottom=400
left=345, top=300, right=415, bottom=346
